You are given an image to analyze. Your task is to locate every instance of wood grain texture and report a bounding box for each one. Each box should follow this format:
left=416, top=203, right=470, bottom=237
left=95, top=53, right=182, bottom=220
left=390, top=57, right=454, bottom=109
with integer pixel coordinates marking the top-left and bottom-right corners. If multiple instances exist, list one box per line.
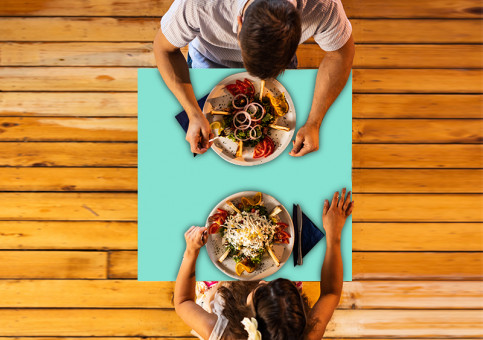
left=353, top=169, right=483, bottom=193
left=0, top=92, right=137, bottom=117
left=0, top=221, right=137, bottom=249
left=0, top=168, right=138, bottom=191
left=352, top=194, right=483, bottom=222
left=0, top=142, right=137, bottom=167
left=2, top=43, right=482, bottom=69
left=353, top=119, right=483, bottom=143
left=108, top=251, right=483, bottom=280
left=0, top=309, right=479, bottom=337
left=0, top=117, right=137, bottom=141
left=353, top=252, right=483, bottom=280
left=0, top=251, right=107, bottom=279
left=353, top=144, right=483, bottom=168
left=353, top=94, right=483, bottom=118
left=3, top=68, right=481, bottom=93
left=0, top=280, right=480, bottom=309
left=0, top=18, right=481, bottom=43
left=0, top=0, right=481, bottom=18
left=0, top=193, right=137, bottom=221
left=353, top=223, right=483, bottom=251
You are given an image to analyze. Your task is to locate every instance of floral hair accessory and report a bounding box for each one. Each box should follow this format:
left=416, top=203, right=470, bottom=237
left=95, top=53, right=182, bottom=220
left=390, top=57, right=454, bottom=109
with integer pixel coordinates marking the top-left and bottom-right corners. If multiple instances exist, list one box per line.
left=241, top=317, right=262, bottom=340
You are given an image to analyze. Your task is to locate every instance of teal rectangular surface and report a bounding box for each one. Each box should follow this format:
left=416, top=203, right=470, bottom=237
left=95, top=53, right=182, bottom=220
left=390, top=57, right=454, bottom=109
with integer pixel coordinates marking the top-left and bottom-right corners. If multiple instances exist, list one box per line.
left=138, top=68, right=352, bottom=281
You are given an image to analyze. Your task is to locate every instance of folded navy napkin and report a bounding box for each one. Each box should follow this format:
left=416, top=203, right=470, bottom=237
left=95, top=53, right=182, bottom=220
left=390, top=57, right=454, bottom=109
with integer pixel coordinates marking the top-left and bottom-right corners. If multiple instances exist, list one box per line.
left=293, top=204, right=325, bottom=266
left=175, top=94, right=210, bottom=157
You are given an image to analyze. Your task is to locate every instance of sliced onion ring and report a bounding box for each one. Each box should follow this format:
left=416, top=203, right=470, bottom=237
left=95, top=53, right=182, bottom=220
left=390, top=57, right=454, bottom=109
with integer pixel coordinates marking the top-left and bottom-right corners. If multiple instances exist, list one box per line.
left=249, top=125, right=262, bottom=140
left=245, top=102, right=266, bottom=122
left=232, top=94, right=248, bottom=109
left=233, top=111, right=251, bottom=129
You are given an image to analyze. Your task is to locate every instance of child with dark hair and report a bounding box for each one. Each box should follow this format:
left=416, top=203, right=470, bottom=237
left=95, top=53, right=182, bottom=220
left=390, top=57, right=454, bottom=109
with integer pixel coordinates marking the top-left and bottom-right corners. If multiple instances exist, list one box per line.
left=174, top=189, right=353, bottom=339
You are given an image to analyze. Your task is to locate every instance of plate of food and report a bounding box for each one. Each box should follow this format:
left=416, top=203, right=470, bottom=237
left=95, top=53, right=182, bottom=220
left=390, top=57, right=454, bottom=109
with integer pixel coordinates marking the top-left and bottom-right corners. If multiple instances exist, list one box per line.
left=205, top=191, right=294, bottom=280
left=203, top=72, right=296, bottom=166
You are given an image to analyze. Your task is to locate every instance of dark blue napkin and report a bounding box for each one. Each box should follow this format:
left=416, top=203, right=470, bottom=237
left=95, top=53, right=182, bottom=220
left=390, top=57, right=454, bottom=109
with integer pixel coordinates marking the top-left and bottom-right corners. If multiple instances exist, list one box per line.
left=293, top=204, right=325, bottom=266
left=175, top=94, right=210, bottom=157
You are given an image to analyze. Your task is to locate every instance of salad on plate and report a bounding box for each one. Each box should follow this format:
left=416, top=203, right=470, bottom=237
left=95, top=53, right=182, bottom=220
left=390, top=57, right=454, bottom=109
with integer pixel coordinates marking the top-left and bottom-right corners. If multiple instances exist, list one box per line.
left=207, top=192, right=291, bottom=276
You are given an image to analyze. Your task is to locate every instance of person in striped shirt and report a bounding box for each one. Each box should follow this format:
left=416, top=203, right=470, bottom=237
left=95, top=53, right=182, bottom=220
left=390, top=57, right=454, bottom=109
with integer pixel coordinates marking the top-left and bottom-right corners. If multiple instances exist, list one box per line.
left=154, top=0, right=354, bottom=156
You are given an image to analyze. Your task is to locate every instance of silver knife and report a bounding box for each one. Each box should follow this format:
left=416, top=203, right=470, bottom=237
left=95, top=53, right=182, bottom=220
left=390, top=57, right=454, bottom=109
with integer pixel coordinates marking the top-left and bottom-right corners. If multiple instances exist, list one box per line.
left=296, top=204, right=303, bottom=265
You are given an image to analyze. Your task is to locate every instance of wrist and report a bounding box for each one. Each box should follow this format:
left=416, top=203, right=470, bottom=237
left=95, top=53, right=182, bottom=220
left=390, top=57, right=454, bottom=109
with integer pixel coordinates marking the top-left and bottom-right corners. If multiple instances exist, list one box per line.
left=305, top=116, right=322, bottom=130
left=326, top=233, right=341, bottom=245
left=184, top=248, right=200, bottom=258
left=186, top=107, right=204, bottom=120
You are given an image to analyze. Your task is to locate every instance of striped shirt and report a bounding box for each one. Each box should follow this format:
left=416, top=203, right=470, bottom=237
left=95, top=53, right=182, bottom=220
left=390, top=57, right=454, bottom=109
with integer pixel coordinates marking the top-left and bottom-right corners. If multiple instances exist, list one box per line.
left=161, top=0, right=352, bottom=68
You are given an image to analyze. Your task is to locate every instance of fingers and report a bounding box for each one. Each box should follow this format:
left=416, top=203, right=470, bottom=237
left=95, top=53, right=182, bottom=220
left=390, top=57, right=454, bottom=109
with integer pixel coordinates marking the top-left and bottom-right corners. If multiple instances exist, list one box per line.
left=323, top=199, right=329, bottom=216
left=201, top=125, right=211, bottom=150
left=292, top=144, right=316, bottom=157
left=346, top=201, right=354, bottom=217
left=185, top=225, right=196, bottom=238
left=338, top=188, right=346, bottom=208
left=330, top=191, right=339, bottom=208
left=289, top=133, right=304, bottom=156
left=343, top=191, right=352, bottom=210
left=189, top=134, right=207, bottom=154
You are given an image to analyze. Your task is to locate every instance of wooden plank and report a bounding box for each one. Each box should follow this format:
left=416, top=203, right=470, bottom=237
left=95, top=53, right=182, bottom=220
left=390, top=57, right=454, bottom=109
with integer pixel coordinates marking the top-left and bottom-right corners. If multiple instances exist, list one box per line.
left=299, top=44, right=483, bottom=69
left=2, top=68, right=482, bottom=93
left=0, top=0, right=481, bottom=18
left=2, top=43, right=482, bottom=69
left=0, top=18, right=481, bottom=43
left=0, top=280, right=481, bottom=309
left=0, top=92, right=137, bottom=117
left=2, top=93, right=479, bottom=118
left=0, top=193, right=480, bottom=222
left=0, top=309, right=479, bottom=337
left=0, top=168, right=137, bottom=191
left=353, top=119, right=483, bottom=144
left=110, top=250, right=483, bottom=280
left=0, top=193, right=137, bottom=221
left=353, top=94, right=483, bottom=119
left=353, top=194, right=483, bottom=222
left=0, top=251, right=107, bottom=279
left=353, top=144, right=483, bottom=168
left=0, top=221, right=137, bottom=249
left=353, top=252, right=483, bottom=280
left=353, top=223, right=483, bottom=251
left=353, top=69, right=483, bottom=93
left=0, top=117, right=137, bottom=141
left=0, top=67, right=137, bottom=92
left=109, top=251, right=137, bottom=279
left=351, top=19, right=483, bottom=43
left=353, top=169, right=483, bottom=193
left=0, top=142, right=137, bottom=167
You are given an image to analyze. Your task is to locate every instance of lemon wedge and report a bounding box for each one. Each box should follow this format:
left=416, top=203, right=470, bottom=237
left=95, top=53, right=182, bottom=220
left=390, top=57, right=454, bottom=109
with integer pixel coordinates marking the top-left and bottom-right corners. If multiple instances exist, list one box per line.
left=210, top=121, right=223, bottom=134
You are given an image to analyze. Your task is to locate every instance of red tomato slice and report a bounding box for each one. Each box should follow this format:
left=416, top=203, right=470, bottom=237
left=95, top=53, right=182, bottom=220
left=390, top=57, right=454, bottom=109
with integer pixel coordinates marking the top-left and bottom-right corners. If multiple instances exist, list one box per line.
left=276, top=222, right=288, bottom=229
left=217, top=208, right=228, bottom=219
left=277, top=230, right=291, bottom=239
left=244, top=78, right=255, bottom=96
left=253, top=139, right=267, bottom=158
left=208, top=223, right=220, bottom=234
left=226, top=84, right=238, bottom=96
left=263, top=136, right=275, bottom=157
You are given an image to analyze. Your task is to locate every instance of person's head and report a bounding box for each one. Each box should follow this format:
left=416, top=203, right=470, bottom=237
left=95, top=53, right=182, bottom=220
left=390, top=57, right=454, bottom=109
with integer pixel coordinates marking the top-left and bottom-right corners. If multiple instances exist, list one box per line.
left=238, top=0, right=301, bottom=79
left=249, top=278, right=308, bottom=339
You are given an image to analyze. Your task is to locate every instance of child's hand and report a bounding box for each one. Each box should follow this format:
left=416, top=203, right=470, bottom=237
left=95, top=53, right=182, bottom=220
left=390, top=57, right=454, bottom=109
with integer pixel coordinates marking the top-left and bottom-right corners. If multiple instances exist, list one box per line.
left=184, top=226, right=208, bottom=255
left=322, top=188, right=353, bottom=243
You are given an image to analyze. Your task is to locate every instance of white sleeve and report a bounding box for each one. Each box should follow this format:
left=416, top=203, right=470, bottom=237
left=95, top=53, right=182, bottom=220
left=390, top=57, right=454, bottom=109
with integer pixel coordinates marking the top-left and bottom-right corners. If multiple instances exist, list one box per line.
left=160, top=0, right=200, bottom=48
left=313, top=0, right=352, bottom=51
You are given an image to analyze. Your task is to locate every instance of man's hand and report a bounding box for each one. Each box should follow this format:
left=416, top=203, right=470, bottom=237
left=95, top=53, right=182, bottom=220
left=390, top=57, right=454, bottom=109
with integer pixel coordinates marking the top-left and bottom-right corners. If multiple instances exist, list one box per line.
left=289, top=123, right=319, bottom=157
left=186, top=114, right=213, bottom=154
left=323, top=188, right=353, bottom=243
left=184, top=226, right=208, bottom=256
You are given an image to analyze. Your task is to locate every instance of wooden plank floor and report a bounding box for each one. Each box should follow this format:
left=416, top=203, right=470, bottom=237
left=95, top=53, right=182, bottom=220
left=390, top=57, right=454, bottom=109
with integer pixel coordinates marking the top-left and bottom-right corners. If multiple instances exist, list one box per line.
left=0, top=0, right=482, bottom=338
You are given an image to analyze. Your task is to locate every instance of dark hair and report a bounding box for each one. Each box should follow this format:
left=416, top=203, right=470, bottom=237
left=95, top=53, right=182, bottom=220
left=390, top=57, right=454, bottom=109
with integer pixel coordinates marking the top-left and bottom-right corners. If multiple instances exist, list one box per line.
left=217, top=280, right=310, bottom=339
left=253, top=278, right=309, bottom=339
left=239, top=0, right=301, bottom=79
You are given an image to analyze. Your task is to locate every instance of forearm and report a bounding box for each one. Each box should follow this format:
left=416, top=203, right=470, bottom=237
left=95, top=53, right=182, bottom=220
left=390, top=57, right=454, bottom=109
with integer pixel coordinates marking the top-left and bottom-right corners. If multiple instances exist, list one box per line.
left=153, top=31, right=202, bottom=119
left=174, top=249, right=199, bottom=306
left=320, top=234, right=343, bottom=297
left=306, top=40, right=354, bottom=129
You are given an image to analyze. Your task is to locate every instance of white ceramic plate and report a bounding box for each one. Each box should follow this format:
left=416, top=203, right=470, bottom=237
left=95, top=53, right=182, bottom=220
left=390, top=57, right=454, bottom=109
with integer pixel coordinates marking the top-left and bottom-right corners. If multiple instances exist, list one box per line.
left=205, top=191, right=294, bottom=280
left=203, top=72, right=296, bottom=166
